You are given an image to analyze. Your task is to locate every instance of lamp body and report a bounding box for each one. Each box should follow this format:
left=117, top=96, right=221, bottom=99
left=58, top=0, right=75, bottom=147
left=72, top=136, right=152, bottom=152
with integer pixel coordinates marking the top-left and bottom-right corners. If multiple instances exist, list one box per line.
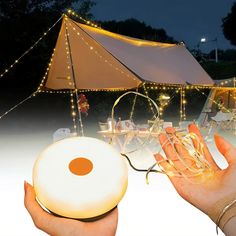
left=33, top=137, right=128, bottom=219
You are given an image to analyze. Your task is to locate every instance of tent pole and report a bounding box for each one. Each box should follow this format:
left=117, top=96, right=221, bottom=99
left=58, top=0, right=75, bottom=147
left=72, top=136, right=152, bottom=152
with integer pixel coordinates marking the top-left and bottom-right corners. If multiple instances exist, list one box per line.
left=65, top=22, right=84, bottom=136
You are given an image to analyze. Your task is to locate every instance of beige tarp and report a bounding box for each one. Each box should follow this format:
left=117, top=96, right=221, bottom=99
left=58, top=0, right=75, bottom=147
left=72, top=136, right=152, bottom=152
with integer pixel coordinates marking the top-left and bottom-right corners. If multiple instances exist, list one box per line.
left=45, top=16, right=213, bottom=90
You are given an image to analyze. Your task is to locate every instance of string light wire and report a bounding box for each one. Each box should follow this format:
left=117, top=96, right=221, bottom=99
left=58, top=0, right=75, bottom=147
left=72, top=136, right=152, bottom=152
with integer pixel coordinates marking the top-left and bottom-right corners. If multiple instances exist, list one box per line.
left=0, top=15, right=63, bottom=79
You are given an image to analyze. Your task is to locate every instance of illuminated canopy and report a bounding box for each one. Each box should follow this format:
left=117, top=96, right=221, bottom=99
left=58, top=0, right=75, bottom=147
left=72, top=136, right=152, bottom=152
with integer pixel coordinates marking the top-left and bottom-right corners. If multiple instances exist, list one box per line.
left=44, top=16, right=213, bottom=91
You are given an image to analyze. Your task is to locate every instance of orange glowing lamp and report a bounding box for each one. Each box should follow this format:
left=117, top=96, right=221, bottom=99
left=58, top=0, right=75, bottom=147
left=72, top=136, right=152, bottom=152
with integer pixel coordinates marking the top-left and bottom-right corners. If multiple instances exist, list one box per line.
left=33, top=137, right=128, bottom=220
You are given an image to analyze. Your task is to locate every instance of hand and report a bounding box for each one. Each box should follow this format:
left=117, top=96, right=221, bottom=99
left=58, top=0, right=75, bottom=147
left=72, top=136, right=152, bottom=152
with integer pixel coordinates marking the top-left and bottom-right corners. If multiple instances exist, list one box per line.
left=155, top=124, right=236, bottom=229
left=24, top=182, right=118, bottom=236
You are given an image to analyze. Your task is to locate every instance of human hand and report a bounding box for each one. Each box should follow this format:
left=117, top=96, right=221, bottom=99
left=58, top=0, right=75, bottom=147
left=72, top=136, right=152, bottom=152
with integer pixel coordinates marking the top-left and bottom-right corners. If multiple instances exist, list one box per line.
left=155, top=123, right=236, bottom=232
left=24, top=181, right=118, bottom=236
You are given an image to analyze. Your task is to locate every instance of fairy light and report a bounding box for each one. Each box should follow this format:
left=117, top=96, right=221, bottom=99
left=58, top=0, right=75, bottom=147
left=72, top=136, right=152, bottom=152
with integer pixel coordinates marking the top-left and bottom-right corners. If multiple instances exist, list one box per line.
left=0, top=92, right=37, bottom=120
left=67, top=20, right=140, bottom=86
left=36, top=50, right=56, bottom=93
left=62, top=21, right=78, bottom=135
left=180, top=87, right=187, bottom=121
left=67, top=9, right=99, bottom=28
left=142, top=83, right=156, bottom=117
left=0, top=15, right=63, bottom=79
left=182, top=89, right=187, bottom=121
left=194, top=87, right=232, bottom=113
left=70, top=91, right=78, bottom=135
left=65, top=18, right=85, bottom=136
left=129, top=87, right=139, bottom=120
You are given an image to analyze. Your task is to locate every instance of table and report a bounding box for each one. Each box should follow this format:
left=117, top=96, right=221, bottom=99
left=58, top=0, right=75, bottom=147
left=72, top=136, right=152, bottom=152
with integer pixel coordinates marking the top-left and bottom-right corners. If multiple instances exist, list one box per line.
left=98, top=129, right=161, bottom=153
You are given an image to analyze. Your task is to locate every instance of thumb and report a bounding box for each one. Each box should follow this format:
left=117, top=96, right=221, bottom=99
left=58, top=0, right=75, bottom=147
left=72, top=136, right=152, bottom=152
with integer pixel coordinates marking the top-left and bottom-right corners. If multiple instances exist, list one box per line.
left=214, top=134, right=236, bottom=165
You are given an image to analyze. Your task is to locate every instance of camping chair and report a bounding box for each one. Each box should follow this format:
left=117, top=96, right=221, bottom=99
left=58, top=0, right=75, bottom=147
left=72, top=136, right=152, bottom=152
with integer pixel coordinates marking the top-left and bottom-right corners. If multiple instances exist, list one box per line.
left=210, top=111, right=234, bottom=130
left=53, top=128, right=72, bottom=142
left=221, top=109, right=236, bottom=132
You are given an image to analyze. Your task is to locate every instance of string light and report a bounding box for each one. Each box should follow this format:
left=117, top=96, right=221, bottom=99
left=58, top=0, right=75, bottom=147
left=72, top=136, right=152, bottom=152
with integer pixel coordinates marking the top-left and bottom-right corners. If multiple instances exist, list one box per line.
left=0, top=92, right=37, bottom=120
left=70, top=91, right=78, bottom=135
left=129, top=87, right=139, bottom=120
left=142, top=83, right=156, bottom=117
left=194, top=87, right=232, bottom=113
left=65, top=19, right=85, bottom=136
left=179, top=87, right=187, bottom=121
left=0, top=15, right=63, bottom=79
left=67, top=9, right=99, bottom=28
left=66, top=19, right=140, bottom=86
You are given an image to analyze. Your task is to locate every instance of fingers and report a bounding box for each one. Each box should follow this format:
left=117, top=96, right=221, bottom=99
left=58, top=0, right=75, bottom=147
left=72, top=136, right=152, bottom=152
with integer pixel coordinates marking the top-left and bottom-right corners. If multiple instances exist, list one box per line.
left=166, top=127, right=193, bottom=163
left=24, top=181, right=52, bottom=225
left=159, top=132, right=186, bottom=169
left=24, top=181, right=75, bottom=236
left=188, top=123, right=219, bottom=170
left=214, top=134, right=236, bottom=165
left=159, top=128, right=194, bottom=172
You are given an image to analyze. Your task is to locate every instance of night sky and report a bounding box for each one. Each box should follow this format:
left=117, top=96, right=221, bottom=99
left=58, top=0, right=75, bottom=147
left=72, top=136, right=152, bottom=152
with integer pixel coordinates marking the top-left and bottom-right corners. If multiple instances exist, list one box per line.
left=92, top=0, right=236, bottom=52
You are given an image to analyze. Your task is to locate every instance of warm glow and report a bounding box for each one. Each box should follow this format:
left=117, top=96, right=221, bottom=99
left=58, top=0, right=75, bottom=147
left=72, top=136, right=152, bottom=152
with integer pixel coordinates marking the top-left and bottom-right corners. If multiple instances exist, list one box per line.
left=33, top=137, right=128, bottom=219
left=78, top=22, right=176, bottom=47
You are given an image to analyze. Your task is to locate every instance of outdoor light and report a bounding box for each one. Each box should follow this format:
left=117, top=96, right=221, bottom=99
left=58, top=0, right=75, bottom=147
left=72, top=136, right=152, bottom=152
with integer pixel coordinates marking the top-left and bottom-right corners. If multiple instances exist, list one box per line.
left=198, top=37, right=218, bottom=63
left=33, top=137, right=128, bottom=219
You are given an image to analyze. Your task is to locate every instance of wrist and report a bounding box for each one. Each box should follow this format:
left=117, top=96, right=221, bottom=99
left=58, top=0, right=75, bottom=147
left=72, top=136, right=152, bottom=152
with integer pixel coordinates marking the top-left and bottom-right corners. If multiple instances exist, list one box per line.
left=207, top=194, right=236, bottom=233
left=223, top=216, right=236, bottom=236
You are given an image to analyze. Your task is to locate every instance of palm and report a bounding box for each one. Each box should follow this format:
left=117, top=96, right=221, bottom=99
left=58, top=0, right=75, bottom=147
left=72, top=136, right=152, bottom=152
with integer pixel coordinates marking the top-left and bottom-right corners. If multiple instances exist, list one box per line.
left=24, top=182, right=118, bottom=236
left=155, top=124, right=236, bottom=215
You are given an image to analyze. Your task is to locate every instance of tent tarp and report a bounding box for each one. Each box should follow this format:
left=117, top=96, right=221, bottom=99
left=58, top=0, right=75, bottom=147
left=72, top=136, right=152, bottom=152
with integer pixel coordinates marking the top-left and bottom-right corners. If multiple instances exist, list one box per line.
left=45, top=16, right=213, bottom=90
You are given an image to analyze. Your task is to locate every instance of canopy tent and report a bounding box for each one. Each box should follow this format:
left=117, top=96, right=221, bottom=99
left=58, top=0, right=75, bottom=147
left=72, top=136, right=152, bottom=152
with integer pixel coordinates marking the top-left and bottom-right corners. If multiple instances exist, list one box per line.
left=0, top=14, right=216, bottom=136
left=42, top=15, right=213, bottom=91
left=198, top=77, right=236, bottom=126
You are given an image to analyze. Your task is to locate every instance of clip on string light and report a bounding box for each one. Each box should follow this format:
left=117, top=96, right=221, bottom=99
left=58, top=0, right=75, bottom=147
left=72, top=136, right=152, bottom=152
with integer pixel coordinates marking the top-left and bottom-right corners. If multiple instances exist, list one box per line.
left=110, top=91, right=160, bottom=154
left=146, top=128, right=214, bottom=184
left=110, top=92, right=214, bottom=184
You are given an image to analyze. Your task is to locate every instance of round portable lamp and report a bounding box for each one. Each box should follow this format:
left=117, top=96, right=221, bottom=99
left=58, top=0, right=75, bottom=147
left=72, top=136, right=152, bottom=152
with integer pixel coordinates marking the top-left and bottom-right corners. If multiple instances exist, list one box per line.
left=33, top=137, right=128, bottom=220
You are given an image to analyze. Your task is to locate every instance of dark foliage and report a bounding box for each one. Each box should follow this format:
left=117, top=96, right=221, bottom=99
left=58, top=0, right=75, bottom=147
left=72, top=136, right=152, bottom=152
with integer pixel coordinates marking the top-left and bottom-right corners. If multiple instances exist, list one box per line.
left=0, top=0, right=95, bottom=90
left=222, top=2, right=236, bottom=46
left=101, top=18, right=176, bottom=44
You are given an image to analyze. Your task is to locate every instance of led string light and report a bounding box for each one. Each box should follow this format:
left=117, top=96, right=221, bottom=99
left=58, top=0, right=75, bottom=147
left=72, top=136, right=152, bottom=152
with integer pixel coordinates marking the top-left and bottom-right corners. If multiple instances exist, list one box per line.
left=70, top=91, right=78, bottom=135
left=179, top=87, right=187, bottom=121
left=146, top=130, right=214, bottom=184
left=36, top=48, right=56, bottom=93
left=194, top=87, right=232, bottom=113
left=0, top=92, right=37, bottom=120
left=129, top=87, right=139, bottom=120
left=40, top=88, right=128, bottom=93
left=67, top=9, right=100, bottom=28
left=228, top=89, right=236, bottom=103
left=142, top=83, right=156, bottom=117
left=65, top=19, right=85, bottom=136
left=66, top=20, right=140, bottom=87
left=180, top=87, right=183, bottom=121
left=64, top=23, right=78, bottom=135
left=182, top=88, right=187, bottom=121
left=0, top=15, right=63, bottom=79
left=220, top=77, right=236, bottom=103
left=218, top=77, right=236, bottom=87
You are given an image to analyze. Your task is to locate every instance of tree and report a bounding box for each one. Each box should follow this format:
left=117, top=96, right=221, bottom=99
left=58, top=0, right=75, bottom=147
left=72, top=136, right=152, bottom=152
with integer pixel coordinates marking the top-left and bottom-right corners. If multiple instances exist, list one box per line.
left=100, top=18, right=176, bottom=44
left=222, top=2, right=236, bottom=46
left=0, top=0, right=95, bottom=90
